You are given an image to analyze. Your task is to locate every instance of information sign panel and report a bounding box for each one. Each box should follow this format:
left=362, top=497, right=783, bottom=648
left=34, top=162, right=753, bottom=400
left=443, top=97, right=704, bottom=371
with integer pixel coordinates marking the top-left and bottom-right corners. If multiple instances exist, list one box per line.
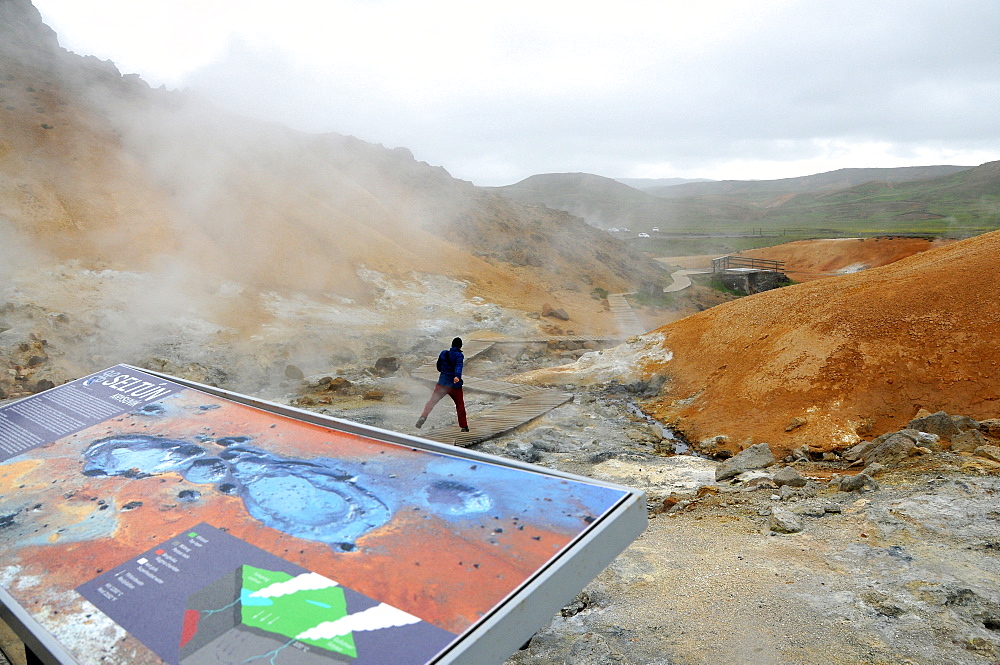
left=0, top=365, right=645, bottom=664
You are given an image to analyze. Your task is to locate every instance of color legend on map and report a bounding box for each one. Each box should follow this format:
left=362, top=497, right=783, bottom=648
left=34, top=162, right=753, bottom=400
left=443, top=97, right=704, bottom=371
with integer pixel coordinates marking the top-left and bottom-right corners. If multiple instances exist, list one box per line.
left=78, top=524, right=453, bottom=665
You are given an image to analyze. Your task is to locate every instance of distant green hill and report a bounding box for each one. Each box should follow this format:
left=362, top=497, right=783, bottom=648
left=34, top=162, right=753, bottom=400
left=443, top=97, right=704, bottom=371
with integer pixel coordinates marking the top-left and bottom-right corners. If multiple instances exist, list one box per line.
left=488, top=163, right=1000, bottom=238
left=645, top=165, right=973, bottom=199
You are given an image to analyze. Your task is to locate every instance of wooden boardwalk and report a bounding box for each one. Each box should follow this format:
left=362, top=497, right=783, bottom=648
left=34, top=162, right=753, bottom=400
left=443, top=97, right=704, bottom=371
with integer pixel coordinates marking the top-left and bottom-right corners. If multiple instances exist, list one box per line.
left=607, top=293, right=646, bottom=337
left=414, top=267, right=708, bottom=445
left=413, top=339, right=574, bottom=447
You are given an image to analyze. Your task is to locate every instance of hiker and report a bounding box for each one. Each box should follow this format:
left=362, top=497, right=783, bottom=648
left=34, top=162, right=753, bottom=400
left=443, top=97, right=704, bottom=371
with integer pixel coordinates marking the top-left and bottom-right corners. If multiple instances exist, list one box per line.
left=416, top=337, right=469, bottom=432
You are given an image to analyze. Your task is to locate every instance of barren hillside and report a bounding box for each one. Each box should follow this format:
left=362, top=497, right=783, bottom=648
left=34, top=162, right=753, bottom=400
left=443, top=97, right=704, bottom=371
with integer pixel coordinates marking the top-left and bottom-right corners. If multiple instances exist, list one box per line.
left=640, top=230, right=1000, bottom=456
left=518, top=230, right=1000, bottom=457
left=738, top=236, right=953, bottom=281
left=0, top=0, right=661, bottom=313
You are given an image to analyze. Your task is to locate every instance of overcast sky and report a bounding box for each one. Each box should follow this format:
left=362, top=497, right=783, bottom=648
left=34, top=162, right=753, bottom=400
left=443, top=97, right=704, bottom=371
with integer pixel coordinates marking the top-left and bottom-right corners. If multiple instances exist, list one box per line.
left=33, top=0, right=1000, bottom=186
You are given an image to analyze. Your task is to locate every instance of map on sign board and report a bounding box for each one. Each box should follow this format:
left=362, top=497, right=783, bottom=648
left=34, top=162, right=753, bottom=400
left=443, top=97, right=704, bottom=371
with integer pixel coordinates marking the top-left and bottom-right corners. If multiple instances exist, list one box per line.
left=0, top=365, right=630, bottom=664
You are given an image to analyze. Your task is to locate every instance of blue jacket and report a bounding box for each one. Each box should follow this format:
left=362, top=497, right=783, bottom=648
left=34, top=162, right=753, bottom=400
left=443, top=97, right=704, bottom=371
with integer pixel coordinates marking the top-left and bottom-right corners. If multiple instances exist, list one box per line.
left=436, top=347, right=464, bottom=387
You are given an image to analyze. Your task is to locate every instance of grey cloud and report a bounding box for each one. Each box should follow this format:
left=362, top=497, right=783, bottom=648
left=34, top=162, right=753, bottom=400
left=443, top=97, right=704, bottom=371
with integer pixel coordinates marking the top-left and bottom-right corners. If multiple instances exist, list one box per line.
left=180, top=0, right=1000, bottom=185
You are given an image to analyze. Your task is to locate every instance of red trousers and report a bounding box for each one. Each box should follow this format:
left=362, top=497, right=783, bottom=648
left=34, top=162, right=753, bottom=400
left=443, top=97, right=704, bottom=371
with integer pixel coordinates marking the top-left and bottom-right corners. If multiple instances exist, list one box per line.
left=421, top=384, right=468, bottom=428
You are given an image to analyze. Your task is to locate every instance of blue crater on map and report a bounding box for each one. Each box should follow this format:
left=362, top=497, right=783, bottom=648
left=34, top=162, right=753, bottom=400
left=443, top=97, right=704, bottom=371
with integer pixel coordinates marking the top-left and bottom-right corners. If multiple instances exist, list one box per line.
left=82, top=435, right=391, bottom=552
left=421, top=480, right=492, bottom=516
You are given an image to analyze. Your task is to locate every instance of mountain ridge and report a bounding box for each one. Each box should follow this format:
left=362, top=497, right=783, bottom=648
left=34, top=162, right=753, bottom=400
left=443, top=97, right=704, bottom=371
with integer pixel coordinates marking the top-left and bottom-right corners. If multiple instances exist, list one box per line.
left=488, top=164, right=998, bottom=233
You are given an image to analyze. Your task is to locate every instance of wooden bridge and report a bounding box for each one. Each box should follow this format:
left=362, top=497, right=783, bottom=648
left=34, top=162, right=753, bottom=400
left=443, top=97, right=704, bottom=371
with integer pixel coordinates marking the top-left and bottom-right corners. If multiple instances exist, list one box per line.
left=711, top=255, right=785, bottom=272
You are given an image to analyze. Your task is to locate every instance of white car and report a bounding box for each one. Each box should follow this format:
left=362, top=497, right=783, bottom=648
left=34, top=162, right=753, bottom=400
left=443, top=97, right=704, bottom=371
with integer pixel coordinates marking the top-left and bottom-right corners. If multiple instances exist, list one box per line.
left=638, top=232, right=650, bottom=238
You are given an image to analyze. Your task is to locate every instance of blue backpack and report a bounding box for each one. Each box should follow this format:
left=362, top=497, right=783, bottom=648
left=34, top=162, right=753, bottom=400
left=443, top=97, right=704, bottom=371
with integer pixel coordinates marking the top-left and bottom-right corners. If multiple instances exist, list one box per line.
left=436, top=350, right=450, bottom=373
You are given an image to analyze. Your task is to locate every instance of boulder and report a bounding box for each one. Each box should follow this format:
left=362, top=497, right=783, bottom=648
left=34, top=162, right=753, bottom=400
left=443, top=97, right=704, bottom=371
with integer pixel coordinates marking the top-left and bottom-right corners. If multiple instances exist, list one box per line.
left=978, top=419, right=1000, bottom=438
left=716, top=443, right=775, bottom=481
left=907, top=429, right=942, bottom=452
left=907, top=411, right=961, bottom=439
left=839, top=473, right=879, bottom=492
left=362, top=390, right=385, bottom=401
left=698, top=435, right=729, bottom=454
left=31, top=379, right=55, bottom=393
left=790, top=445, right=811, bottom=461
left=772, top=466, right=807, bottom=488
left=373, top=357, right=399, bottom=376
left=541, top=303, right=570, bottom=320
left=284, top=364, right=304, bottom=380
left=861, top=462, right=887, bottom=478
left=974, top=446, right=1000, bottom=463
left=769, top=507, right=804, bottom=534
left=951, top=429, right=987, bottom=453
left=862, top=432, right=915, bottom=466
left=327, top=377, right=352, bottom=392
left=951, top=414, right=980, bottom=431
left=843, top=438, right=878, bottom=462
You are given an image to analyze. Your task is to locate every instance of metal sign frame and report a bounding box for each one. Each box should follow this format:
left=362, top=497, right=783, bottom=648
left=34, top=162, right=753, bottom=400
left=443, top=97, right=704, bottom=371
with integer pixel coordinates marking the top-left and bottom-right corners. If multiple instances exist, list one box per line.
left=0, top=365, right=646, bottom=665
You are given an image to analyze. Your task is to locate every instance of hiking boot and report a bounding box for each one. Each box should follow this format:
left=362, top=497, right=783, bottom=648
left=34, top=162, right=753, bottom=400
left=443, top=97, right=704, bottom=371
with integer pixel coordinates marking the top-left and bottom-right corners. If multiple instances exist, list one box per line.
left=415, top=416, right=426, bottom=429
left=460, top=426, right=470, bottom=432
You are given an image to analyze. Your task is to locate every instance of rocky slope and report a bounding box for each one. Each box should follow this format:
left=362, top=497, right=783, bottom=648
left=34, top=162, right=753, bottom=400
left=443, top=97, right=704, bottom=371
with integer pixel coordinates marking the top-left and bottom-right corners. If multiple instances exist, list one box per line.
left=0, top=0, right=661, bottom=299
left=0, top=0, right=663, bottom=394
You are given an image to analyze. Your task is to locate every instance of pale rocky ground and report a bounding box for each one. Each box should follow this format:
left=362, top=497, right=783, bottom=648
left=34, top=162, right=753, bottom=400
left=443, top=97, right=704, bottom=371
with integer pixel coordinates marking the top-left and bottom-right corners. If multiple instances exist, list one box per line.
left=3, top=249, right=999, bottom=665
left=307, top=372, right=1000, bottom=665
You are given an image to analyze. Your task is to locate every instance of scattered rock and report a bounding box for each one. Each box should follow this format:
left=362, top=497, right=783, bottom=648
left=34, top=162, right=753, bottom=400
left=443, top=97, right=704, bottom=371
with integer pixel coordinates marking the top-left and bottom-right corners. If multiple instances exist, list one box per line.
left=839, top=473, right=879, bottom=492
left=843, top=439, right=876, bottom=462
left=862, top=432, right=914, bottom=466
left=951, top=414, right=980, bottom=431
left=790, top=445, right=811, bottom=461
left=973, top=445, right=1000, bottom=463
left=541, top=303, right=570, bottom=320
left=504, top=442, right=541, bottom=464
left=362, top=390, right=385, bottom=401
left=909, top=429, right=942, bottom=452
left=978, top=419, right=1000, bottom=438
left=373, top=357, right=399, bottom=376
left=772, top=466, right=807, bottom=488
left=908, top=411, right=961, bottom=439
left=560, top=591, right=591, bottom=617
left=769, top=507, right=804, bottom=533
left=861, top=462, right=886, bottom=478
left=31, top=379, right=55, bottom=393
left=952, top=429, right=986, bottom=453
left=785, top=416, right=807, bottom=432
left=795, top=504, right=828, bottom=518
left=327, top=377, right=352, bottom=392
left=716, top=443, right=775, bottom=481
left=697, top=435, right=729, bottom=454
